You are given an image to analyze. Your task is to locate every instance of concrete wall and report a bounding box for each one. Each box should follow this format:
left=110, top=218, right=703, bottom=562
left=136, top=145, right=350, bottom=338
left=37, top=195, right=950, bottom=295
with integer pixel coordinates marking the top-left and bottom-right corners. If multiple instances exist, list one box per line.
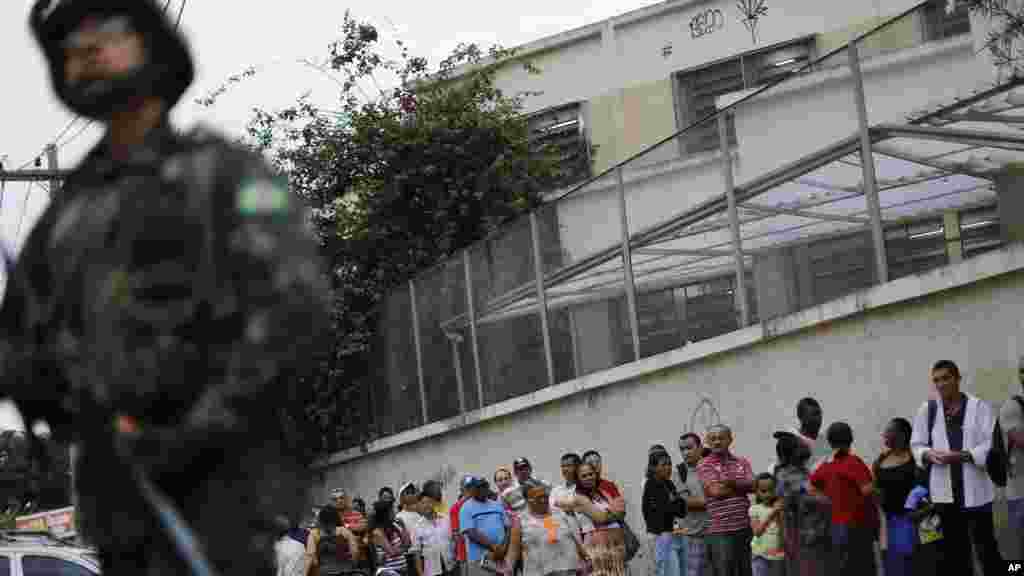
left=318, top=246, right=1024, bottom=568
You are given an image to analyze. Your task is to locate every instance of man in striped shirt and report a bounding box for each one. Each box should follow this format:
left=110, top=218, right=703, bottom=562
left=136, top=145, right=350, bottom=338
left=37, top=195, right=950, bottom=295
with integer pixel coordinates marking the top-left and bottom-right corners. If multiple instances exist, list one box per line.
left=696, top=425, right=754, bottom=576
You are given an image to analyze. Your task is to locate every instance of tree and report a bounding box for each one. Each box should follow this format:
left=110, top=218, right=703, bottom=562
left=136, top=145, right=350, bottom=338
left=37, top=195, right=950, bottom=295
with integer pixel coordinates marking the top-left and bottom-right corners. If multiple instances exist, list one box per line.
left=203, top=13, right=564, bottom=455
left=965, top=0, right=1024, bottom=73
left=0, top=431, right=71, bottom=516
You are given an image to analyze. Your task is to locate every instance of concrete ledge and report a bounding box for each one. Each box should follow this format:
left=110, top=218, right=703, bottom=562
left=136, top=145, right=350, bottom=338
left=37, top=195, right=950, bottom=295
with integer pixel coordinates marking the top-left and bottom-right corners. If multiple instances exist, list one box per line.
left=314, top=242, right=1024, bottom=470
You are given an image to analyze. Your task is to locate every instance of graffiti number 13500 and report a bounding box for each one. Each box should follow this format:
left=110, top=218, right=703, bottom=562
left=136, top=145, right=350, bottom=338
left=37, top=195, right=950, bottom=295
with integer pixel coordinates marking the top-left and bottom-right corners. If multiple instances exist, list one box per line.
left=690, top=9, right=725, bottom=39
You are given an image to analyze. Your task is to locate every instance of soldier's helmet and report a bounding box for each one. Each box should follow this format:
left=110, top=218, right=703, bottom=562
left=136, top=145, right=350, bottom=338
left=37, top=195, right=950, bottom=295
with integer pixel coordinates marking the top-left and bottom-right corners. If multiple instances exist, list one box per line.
left=30, top=0, right=194, bottom=119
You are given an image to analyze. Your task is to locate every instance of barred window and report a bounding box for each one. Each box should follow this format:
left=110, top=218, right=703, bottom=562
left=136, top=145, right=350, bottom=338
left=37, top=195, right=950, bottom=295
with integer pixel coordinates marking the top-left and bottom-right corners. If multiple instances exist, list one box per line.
left=676, top=38, right=813, bottom=155
left=923, top=0, right=971, bottom=42
left=528, top=102, right=590, bottom=188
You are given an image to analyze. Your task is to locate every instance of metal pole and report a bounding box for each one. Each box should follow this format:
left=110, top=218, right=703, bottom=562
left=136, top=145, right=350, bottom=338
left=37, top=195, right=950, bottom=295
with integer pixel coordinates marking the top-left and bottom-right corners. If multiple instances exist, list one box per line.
left=451, top=337, right=467, bottom=414
left=45, top=144, right=59, bottom=198
left=530, top=212, right=556, bottom=387
left=616, top=167, right=641, bottom=361
left=462, top=250, right=485, bottom=409
left=718, top=113, right=750, bottom=327
left=848, top=42, right=889, bottom=284
left=409, top=280, right=428, bottom=425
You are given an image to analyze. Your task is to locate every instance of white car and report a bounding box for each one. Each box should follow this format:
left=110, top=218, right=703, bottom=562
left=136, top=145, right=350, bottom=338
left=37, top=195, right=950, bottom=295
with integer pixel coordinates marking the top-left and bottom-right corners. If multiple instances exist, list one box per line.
left=0, top=544, right=101, bottom=576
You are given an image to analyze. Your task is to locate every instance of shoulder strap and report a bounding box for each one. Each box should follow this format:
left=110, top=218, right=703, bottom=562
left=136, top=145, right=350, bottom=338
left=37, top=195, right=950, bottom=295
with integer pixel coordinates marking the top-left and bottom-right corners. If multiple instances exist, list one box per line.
left=927, top=400, right=937, bottom=448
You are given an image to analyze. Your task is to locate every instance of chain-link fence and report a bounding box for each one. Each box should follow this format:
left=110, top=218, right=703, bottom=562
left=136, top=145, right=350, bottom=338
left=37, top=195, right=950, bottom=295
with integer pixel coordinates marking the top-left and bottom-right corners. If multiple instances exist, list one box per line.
left=338, top=1, right=1024, bottom=450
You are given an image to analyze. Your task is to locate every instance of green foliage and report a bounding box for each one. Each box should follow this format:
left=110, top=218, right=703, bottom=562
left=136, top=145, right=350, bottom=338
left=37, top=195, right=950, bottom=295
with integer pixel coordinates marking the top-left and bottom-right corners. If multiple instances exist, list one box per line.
left=963, top=0, right=1024, bottom=72
left=0, top=431, right=71, bottom=514
left=229, top=12, right=563, bottom=454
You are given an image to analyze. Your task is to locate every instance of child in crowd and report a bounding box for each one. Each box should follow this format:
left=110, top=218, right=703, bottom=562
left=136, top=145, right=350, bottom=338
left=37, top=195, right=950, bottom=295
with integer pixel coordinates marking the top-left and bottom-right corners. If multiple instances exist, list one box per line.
left=808, top=422, right=876, bottom=576
left=749, top=473, right=785, bottom=576
left=905, top=484, right=943, bottom=575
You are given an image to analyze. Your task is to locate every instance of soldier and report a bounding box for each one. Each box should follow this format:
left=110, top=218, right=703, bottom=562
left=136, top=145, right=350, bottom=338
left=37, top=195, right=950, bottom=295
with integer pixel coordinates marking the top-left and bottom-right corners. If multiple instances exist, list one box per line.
left=1, top=1, right=329, bottom=574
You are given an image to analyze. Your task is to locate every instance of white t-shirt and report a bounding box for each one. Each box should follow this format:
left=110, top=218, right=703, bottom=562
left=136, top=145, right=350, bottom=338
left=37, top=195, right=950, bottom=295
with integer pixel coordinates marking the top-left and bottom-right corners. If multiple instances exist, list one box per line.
left=416, top=516, right=453, bottom=576
left=519, top=510, right=581, bottom=576
left=397, top=509, right=429, bottom=553
left=1000, top=395, right=1024, bottom=501
left=790, top=427, right=832, bottom=471
left=275, top=536, right=306, bottom=576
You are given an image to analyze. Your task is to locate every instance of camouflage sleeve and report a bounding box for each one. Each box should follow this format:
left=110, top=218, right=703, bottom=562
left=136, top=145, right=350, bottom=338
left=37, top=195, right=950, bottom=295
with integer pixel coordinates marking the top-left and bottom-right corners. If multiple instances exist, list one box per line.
left=139, top=145, right=330, bottom=467
left=198, top=146, right=328, bottom=426
left=0, top=203, right=75, bottom=441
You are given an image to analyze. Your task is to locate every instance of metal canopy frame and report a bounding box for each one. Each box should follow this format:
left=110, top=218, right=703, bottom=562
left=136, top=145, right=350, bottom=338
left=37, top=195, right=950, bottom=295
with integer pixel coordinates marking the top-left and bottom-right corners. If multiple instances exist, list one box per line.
left=435, top=75, right=1024, bottom=333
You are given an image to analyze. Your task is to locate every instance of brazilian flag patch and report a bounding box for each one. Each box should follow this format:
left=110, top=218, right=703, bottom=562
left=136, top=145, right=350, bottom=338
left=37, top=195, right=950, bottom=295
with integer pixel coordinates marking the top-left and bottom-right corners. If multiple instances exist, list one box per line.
left=237, top=177, right=290, bottom=215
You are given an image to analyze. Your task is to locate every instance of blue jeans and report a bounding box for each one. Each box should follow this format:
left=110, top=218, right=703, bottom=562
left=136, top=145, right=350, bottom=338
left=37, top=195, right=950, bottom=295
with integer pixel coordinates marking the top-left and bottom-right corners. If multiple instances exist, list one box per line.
left=655, top=533, right=686, bottom=576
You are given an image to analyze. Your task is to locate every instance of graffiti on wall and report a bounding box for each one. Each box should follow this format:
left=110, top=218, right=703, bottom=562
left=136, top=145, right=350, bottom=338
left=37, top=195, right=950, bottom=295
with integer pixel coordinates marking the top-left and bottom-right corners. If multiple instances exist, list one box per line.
left=737, top=0, right=768, bottom=45
left=690, top=8, right=725, bottom=39
left=688, top=395, right=722, bottom=435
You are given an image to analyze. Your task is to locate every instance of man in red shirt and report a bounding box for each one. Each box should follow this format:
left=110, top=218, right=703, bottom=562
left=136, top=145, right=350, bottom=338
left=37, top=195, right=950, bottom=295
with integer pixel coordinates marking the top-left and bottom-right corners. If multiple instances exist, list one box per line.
left=696, top=425, right=754, bottom=576
left=450, top=476, right=473, bottom=576
left=809, top=422, right=876, bottom=576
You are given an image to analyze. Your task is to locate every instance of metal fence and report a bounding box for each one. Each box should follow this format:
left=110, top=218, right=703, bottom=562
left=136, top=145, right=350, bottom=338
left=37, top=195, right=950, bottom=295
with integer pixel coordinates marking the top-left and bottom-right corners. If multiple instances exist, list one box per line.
left=346, top=1, right=1024, bottom=448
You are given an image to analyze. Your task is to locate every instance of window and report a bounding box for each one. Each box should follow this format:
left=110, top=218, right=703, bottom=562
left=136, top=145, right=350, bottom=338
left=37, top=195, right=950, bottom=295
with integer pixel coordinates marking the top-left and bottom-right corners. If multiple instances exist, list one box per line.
left=805, top=231, right=875, bottom=305
left=22, top=556, right=97, bottom=576
left=528, top=103, right=590, bottom=188
left=924, top=0, right=971, bottom=42
left=960, top=204, right=1002, bottom=258
left=886, top=217, right=948, bottom=280
left=677, top=38, right=813, bottom=154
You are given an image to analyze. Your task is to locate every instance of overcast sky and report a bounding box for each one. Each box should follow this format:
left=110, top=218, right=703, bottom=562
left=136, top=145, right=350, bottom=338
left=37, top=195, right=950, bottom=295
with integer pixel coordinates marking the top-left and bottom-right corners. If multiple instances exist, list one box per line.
left=0, top=0, right=650, bottom=431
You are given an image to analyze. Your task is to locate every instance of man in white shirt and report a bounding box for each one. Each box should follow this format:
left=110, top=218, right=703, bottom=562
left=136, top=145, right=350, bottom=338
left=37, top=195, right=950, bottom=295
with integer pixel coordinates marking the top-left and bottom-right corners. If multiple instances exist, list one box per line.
left=273, top=516, right=305, bottom=576
left=550, top=453, right=580, bottom=511
left=999, top=355, right=1024, bottom=560
left=910, top=359, right=1004, bottom=575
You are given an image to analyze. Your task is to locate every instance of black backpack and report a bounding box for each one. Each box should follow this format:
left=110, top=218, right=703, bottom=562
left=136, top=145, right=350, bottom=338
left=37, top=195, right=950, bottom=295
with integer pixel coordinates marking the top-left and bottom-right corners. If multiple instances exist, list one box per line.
left=927, top=398, right=1009, bottom=488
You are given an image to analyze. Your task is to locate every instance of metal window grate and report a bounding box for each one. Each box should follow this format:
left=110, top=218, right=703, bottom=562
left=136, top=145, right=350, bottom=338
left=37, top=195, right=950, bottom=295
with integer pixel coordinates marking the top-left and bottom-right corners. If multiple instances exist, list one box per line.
left=924, top=0, right=971, bottom=42
left=885, top=217, right=948, bottom=280
left=528, top=103, right=591, bottom=187
left=960, top=204, right=1002, bottom=259
left=678, top=39, right=813, bottom=154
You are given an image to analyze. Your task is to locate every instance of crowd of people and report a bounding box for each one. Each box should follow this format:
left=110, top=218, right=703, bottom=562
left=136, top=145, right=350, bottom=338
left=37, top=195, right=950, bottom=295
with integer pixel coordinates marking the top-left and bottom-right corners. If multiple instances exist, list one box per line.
left=274, top=358, right=1024, bottom=576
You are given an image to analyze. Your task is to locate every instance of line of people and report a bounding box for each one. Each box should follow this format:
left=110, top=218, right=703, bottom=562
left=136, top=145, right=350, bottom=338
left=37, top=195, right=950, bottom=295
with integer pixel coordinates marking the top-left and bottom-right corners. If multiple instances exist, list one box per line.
left=275, top=357, right=1023, bottom=576
left=640, top=358, right=1022, bottom=576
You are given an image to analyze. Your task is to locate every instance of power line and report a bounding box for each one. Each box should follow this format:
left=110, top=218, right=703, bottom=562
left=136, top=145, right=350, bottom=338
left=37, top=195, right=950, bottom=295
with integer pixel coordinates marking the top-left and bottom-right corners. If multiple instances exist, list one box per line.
left=175, top=0, right=188, bottom=28
left=14, top=183, right=34, bottom=248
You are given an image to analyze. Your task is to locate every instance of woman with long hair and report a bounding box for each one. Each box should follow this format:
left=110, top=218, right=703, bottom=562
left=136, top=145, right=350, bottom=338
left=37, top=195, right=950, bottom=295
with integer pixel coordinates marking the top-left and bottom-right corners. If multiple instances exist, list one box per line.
left=560, top=463, right=627, bottom=576
left=506, top=480, right=589, bottom=576
left=872, top=418, right=917, bottom=576
left=305, top=505, right=349, bottom=576
left=371, top=499, right=412, bottom=576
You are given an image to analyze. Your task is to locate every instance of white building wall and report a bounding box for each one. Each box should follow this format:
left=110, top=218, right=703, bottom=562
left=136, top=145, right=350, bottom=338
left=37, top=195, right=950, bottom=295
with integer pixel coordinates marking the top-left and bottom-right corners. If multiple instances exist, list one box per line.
left=496, top=0, right=925, bottom=114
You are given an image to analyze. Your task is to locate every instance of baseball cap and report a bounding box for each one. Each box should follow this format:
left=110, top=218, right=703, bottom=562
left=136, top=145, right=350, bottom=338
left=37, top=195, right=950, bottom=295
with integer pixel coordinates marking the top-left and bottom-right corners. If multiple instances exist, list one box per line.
left=330, top=487, right=347, bottom=498
left=462, top=475, right=486, bottom=489
left=399, top=482, right=418, bottom=496
left=513, top=457, right=532, bottom=470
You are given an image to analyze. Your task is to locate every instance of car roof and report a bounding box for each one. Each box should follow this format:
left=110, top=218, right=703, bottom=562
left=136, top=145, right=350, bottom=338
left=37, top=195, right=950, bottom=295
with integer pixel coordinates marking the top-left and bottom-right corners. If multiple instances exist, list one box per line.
left=0, top=544, right=96, bottom=557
